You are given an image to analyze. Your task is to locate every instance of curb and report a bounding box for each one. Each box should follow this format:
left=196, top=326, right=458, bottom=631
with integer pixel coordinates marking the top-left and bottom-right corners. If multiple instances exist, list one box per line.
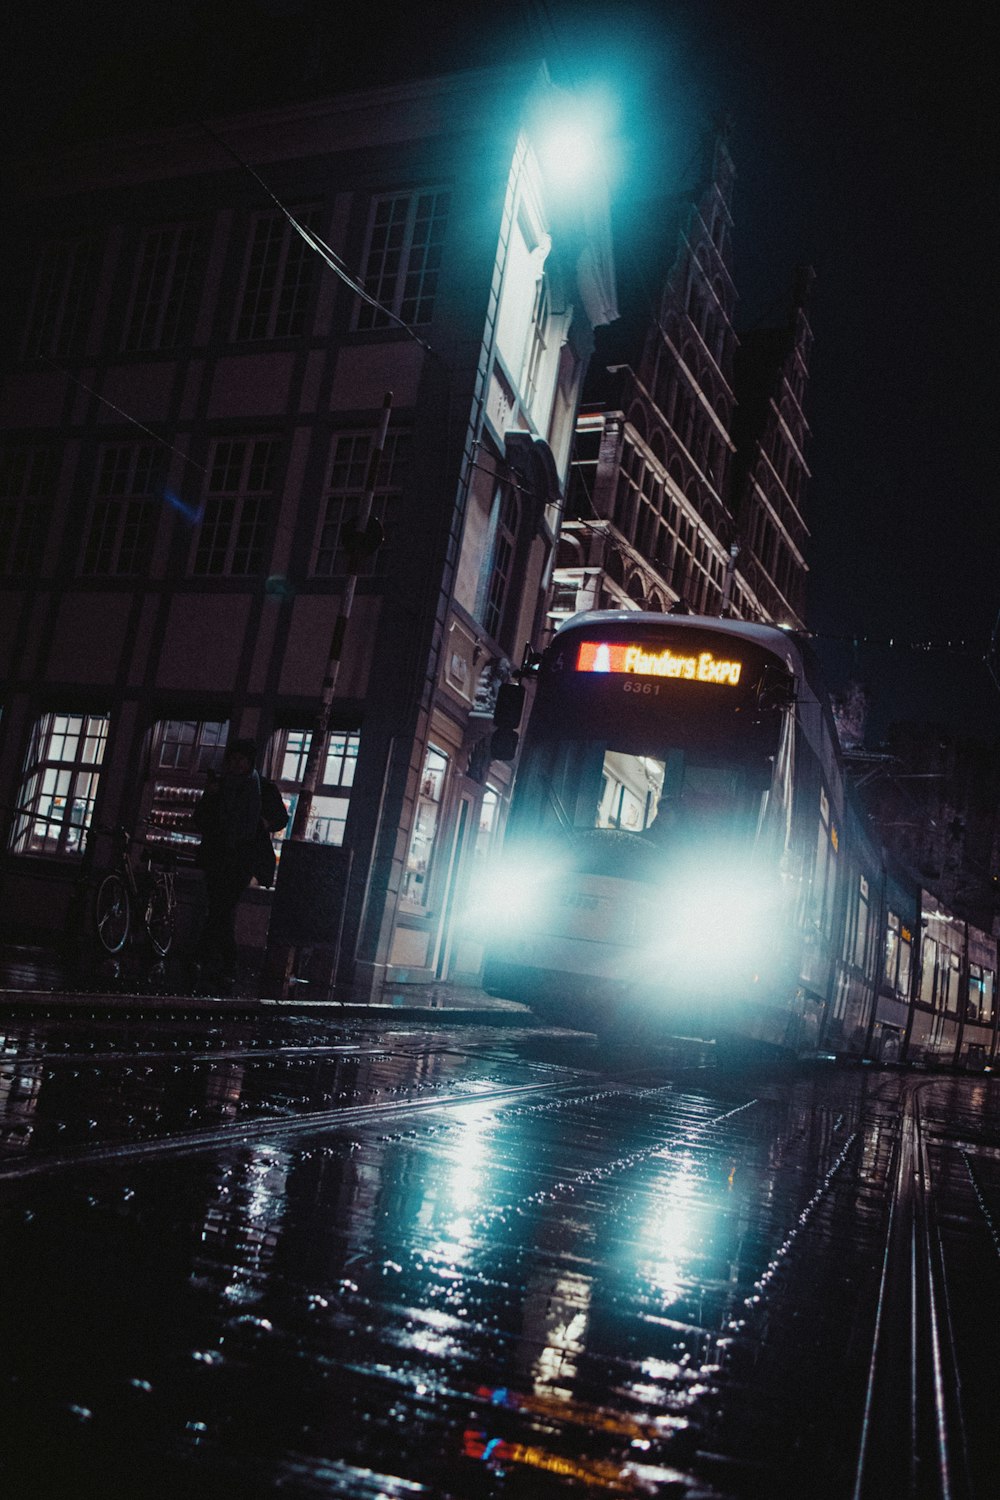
left=0, top=987, right=532, bottom=1023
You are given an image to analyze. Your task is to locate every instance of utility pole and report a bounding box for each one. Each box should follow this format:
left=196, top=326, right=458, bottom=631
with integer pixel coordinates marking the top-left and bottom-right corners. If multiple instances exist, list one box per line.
left=291, top=389, right=393, bottom=839
left=270, top=391, right=392, bottom=999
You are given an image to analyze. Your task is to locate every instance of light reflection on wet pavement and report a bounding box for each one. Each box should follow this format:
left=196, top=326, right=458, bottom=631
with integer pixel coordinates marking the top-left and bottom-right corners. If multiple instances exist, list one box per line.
left=2, top=1014, right=998, bottom=1498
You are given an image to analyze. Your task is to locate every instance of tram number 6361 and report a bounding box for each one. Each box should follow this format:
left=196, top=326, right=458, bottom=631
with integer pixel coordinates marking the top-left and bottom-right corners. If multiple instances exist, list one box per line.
left=622, top=680, right=661, bottom=695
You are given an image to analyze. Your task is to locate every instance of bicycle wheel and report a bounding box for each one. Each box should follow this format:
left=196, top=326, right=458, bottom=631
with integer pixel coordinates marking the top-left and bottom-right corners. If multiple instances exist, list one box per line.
left=95, top=872, right=130, bottom=954
left=145, top=875, right=175, bottom=957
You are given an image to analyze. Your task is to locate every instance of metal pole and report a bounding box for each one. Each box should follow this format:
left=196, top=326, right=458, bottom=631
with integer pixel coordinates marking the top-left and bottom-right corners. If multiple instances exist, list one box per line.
left=290, top=390, right=392, bottom=841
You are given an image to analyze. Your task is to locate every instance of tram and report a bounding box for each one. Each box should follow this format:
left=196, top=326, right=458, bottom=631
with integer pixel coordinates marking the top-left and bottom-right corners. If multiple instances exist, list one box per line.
left=479, top=610, right=998, bottom=1065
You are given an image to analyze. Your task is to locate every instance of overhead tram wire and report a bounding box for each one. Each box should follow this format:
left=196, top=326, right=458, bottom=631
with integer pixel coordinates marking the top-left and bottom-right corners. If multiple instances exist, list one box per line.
left=194, top=115, right=435, bottom=355
left=36, top=356, right=207, bottom=477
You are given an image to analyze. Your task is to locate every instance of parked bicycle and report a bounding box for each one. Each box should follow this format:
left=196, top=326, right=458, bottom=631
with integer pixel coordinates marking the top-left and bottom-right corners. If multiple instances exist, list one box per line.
left=94, top=825, right=177, bottom=958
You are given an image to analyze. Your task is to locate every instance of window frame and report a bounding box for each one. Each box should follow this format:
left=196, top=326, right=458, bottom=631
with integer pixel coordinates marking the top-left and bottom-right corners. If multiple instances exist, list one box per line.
left=144, top=718, right=230, bottom=858
left=263, top=728, right=361, bottom=850
left=233, top=205, right=321, bottom=342
left=121, top=221, right=207, bottom=352
left=9, top=711, right=110, bottom=859
left=82, top=441, right=162, bottom=576
left=192, top=436, right=280, bottom=577
left=311, top=428, right=410, bottom=579
left=354, top=188, right=450, bottom=330
left=0, top=444, right=55, bottom=578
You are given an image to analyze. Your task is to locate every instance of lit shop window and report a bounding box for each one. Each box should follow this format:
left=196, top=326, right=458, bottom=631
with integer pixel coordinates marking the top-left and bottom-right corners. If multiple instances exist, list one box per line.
left=265, top=729, right=359, bottom=848
left=9, top=713, right=109, bottom=858
left=145, top=719, right=229, bottom=857
left=356, top=189, right=450, bottom=329
left=401, top=746, right=448, bottom=907
left=193, top=437, right=278, bottom=576
left=265, top=729, right=359, bottom=849
left=234, top=206, right=321, bottom=341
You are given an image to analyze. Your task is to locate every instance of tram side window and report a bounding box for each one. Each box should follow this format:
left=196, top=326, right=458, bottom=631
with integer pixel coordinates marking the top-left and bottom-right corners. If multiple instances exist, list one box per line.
left=968, top=965, right=986, bottom=1023
left=943, top=951, right=961, bottom=1014
left=919, top=936, right=937, bottom=1007
left=980, top=968, right=996, bottom=1025
left=850, top=874, right=870, bottom=968
left=811, top=787, right=838, bottom=936
left=898, top=923, right=913, bottom=998
left=884, top=912, right=899, bottom=988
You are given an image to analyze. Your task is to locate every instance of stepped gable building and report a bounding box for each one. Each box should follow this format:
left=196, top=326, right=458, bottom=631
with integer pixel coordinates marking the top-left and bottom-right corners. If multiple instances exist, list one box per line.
left=553, top=125, right=814, bottom=632
left=0, top=63, right=617, bottom=991
left=729, top=266, right=814, bottom=629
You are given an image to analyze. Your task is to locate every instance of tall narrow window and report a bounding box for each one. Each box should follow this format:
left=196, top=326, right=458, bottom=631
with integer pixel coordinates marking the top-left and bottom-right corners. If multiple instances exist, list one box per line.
left=9, top=713, right=109, bottom=858
left=0, top=445, right=54, bottom=577
left=523, top=275, right=550, bottom=413
left=898, top=922, right=914, bottom=999
left=811, top=787, right=838, bottom=936
left=919, top=936, right=937, bottom=1006
left=312, top=429, right=410, bottom=578
left=264, top=729, right=360, bottom=848
left=83, top=442, right=161, bottom=575
left=193, top=437, right=278, bottom=576
left=356, top=190, right=449, bottom=329
left=401, top=746, right=448, bottom=907
left=23, top=237, right=99, bottom=360
left=234, top=207, right=320, bottom=341
left=480, top=485, right=520, bottom=642
left=853, top=875, right=870, bottom=967
left=122, top=223, right=206, bottom=351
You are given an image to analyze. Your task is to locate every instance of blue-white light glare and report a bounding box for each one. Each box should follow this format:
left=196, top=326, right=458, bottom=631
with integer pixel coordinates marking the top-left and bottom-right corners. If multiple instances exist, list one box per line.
left=459, top=850, right=568, bottom=937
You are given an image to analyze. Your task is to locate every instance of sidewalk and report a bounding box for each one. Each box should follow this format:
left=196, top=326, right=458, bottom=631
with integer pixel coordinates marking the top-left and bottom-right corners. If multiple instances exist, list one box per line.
left=0, top=943, right=531, bottom=1021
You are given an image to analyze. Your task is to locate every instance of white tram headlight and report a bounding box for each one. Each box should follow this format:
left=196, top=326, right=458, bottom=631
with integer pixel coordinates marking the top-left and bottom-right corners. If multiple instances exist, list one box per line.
left=643, top=859, right=782, bottom=978
left=460, top=848, right=567, bottom=938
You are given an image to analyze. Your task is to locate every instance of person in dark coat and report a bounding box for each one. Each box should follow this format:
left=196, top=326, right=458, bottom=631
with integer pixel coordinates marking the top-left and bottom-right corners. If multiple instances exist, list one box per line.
left=193, top=738, right=263, bottom=982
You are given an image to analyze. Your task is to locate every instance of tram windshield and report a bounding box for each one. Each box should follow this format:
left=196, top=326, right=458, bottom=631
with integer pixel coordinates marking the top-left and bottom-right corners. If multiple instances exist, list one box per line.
left=513, top=733, right=771, bottom=859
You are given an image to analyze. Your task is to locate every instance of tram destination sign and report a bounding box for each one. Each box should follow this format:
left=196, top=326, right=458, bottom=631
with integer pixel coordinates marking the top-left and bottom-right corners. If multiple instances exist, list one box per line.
left=574, top=640, right=743, bottom=686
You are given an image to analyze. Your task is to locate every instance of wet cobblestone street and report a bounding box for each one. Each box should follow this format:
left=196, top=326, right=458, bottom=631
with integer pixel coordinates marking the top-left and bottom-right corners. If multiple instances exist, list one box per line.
left=1, top=1005, right=999, bottom=1498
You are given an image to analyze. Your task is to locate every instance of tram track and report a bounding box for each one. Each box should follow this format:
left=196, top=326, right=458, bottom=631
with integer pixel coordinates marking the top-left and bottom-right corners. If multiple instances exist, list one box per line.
left=852, top=1078, right=972, bottom=1500
left=0, top=1068, right=720, bottom=1185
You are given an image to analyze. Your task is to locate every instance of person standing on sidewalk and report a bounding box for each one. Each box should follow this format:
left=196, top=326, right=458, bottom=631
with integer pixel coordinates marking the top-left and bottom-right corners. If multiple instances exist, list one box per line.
left=192, top=738, right=263, bottom=985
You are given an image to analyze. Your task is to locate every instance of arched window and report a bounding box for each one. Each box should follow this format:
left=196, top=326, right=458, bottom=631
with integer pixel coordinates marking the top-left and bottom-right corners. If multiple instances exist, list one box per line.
left=626, top=570, right=646, bottom=607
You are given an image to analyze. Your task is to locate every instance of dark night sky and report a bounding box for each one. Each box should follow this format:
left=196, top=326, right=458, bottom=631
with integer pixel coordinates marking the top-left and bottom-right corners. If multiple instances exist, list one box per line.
left=4, top=1, right=998, bottom=742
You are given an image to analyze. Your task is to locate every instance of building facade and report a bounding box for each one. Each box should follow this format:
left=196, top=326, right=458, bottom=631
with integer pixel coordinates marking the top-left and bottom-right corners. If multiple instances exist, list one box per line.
left=0, top=64, right=617, bottom=991
left=551, top=128, right=813, bottom=634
